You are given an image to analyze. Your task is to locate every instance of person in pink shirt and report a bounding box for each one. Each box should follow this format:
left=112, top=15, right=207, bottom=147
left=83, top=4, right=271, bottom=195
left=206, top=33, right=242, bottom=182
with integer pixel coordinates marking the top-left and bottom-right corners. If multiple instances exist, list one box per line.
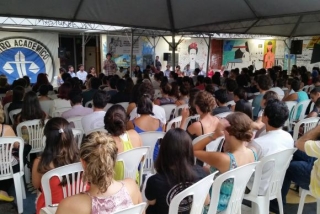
left=61, top=89, right=93, bottom=119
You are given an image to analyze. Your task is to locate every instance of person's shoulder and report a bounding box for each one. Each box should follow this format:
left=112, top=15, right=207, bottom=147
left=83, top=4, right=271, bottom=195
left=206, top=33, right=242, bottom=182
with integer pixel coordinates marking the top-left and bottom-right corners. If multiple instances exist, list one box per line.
left=57, top=194, right=90, bottom=214
left=192, top=165, right=209, bottom=179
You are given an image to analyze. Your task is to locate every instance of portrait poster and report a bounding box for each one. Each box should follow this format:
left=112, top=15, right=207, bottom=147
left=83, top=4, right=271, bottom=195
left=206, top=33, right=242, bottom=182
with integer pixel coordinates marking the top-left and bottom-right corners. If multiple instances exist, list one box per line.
left=263, top=40, right=276, bottom=69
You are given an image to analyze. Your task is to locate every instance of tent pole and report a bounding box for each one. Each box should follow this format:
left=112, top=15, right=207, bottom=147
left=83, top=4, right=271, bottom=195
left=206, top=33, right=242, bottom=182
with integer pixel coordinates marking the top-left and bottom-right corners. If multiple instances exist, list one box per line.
left=82, top=33, right=85, bottom=66
left=172, top=33, right=176, bottom=70
left=153, top=36, right=156, bottom=67
left=130, top=29, right=134, bottom=77
left=206, top=35, right=211, bottom=75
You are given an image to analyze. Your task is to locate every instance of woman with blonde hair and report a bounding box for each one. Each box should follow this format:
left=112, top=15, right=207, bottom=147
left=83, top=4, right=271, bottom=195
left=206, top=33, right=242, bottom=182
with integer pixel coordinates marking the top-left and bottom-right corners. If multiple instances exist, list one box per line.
left=56, top=132, right=142, bottom=214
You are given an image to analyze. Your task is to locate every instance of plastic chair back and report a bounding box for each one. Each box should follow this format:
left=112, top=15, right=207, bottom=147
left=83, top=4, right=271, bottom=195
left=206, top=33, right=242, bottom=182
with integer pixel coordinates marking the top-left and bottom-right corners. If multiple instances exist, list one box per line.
left=139, top=131, right=166, bottom=174
left=166, top=116, right=182, bottom=131
left=16, top=119, right=45, bottom=153
left=215, top=112, right=232, bottom=119
left=207, top=162, right=258, bottom=214
left=290, top=99, right=310, bottom=122
left=293, top=117, right=319, bottom=141
left=52, top=107, right=71, bottom=117
left=116, top=147, right=149, bottom=185
left=48, top=94, right=58, bottom=99
left=40, top=100, right=54, bottom=115
left=245, top=149, right=295, bottom=200
left=3, top=102, right=11, bottom=124
left=85, top=100, right=93, bottom=108
left=114, top=203, right=147, bottom=214
left=181, top=115, right=200, bottom=130
left=118, top=102, right=129, bottom=111
left=104, top=103, right=114, bottom=112
left=9, top=109, right=21, bottom=124
left=175, top=104, right=188, bottom=118
left=72, top=128, right=84, bottom=149
left=284, top=101, right=297, bottom=128
left=161, top=104, right=177, bottom=122
left=67, top=116, right=84, bottom=131
left=41, top=162, right=86, bottom=206
left=168, top=172, right=218, bottom=214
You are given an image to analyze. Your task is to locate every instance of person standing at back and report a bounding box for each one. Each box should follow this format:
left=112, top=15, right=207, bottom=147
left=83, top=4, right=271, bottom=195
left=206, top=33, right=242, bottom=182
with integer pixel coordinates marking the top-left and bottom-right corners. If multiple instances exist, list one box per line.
left=155, top=56, right=162, bottom=71
left=103, top=53, right=117, bottom=76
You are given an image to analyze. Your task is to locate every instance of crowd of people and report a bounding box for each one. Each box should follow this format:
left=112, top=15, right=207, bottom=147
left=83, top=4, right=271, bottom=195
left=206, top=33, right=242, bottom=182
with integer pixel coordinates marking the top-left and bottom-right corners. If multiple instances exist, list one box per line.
left=0, top=61, right=320, bottom=214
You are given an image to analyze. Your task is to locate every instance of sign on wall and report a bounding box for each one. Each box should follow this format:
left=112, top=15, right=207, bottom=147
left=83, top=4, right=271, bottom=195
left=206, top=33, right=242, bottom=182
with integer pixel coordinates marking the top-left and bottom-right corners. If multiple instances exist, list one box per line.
left=0, top=32, right=59, bottom=84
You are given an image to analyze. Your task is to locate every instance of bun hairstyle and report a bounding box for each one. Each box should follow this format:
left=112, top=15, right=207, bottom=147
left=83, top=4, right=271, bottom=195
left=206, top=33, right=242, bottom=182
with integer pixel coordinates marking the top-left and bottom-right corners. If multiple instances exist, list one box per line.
left=104, top=105, right=128, bottom=136
left=194, top=90, right=216, bottom=113
left=80, top=132, right=118, bottom=193
left=38, top=117, right=79, bottom=175
left=137, top=94, right=154, bottom=116
left=225, top=112, right=253, bottom=142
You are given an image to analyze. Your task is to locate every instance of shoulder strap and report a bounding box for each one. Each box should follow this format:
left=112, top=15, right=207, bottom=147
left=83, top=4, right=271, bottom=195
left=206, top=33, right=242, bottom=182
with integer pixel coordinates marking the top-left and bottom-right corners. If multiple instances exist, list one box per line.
left=249, top=148, right=258, bottom=161
left=227, top=152, right=237, bottom=169
left=0, top=124, right=4, bottom=137
left=199, top=121, right=204, bottom=134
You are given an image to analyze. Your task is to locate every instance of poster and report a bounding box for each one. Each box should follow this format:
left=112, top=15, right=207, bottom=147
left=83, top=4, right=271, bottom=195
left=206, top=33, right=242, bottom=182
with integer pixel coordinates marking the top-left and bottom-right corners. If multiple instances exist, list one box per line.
left=263, top=40, right=276, bottom=69
left=222, top=40, right=264, bottom=70
left=0, top=32, right=59, bottom=84
left=210, top=39, right=223, bottom=70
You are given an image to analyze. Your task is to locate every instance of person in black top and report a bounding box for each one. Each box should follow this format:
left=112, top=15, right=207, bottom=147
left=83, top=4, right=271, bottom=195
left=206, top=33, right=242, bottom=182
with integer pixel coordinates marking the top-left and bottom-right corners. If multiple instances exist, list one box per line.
left=212, top=89, right=231, bottom=115
left=145, top=128, right=208, bottom=214
left=8, top=86, right=25, bottom=114
left=109, top=79, right=131, bottom=104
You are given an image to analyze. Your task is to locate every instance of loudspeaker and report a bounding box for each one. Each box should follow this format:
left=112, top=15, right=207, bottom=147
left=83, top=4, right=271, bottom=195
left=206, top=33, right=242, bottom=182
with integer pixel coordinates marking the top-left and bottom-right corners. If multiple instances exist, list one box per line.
left=311, top=44, right=320, bottom=64
left=163, top=53, right=171, bottom=61
left=290, top=40, right=303, bottom=55
left=58, top=47, right=66, bottom=58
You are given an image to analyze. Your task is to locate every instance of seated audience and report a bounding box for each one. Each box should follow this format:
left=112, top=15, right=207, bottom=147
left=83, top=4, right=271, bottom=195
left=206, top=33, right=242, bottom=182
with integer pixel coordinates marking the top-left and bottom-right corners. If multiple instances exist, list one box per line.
left=81, top=90, right=108, bottom=134
left=307, top=87, right=320, bottom=118
left=106, top=76, right=119, bottom=98
left=109, top=79, right=131, bottom=104
left=234, top=87, right=253, bottom=119
left=248, top=99, right=293, bottom=195
left=252, top=75, right=272, bottom=119
left=212, top=89, right=231, bottom=115
left=2, top=78, right=26, bottom=106
left=8, top=86, right=24, bottom=114
left=154, top=83, right=176, bottom=105
left=33, top=118, right=80, bottom=214
left=38, top=84, right=52, bottom=101
left=0, top=75, right=9, bottom=94
left=82, top=77, right=102, bottom=106
left=175, top=86, right=189, bottom=106
left=194, top=112, right=257, bottom=213
left=195, top=75, right=205, bottom=90
left=269, top=78, right=285, bottom=100
left=61, top=89, right=93, bottom=119
left=145, top=128, right=207, bottom=214
left=56, top=132, right=142, bottom=214
left=32, top=73, right=53, bottom=92
left=50, top=83, right=72, bottom=115
left=225, top=79, right=238, bottom=102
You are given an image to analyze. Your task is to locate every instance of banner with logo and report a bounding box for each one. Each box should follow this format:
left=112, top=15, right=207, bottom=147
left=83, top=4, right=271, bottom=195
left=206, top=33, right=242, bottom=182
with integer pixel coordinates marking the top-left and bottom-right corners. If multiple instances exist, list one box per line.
left=0, top=32, right=59, bottom=84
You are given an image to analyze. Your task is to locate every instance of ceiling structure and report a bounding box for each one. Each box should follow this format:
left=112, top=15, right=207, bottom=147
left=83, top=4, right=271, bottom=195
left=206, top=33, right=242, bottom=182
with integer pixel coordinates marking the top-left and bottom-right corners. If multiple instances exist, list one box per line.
left=0, top=0, right=320, bottom=37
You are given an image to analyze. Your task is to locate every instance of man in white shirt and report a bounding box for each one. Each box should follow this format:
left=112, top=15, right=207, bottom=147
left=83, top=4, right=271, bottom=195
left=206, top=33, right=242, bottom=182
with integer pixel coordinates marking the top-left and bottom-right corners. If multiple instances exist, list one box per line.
left=248, top=99, right=294, bottom=195
left=76, top=64, right=88, bottom=83
left=269, top=79, right=285, bottom=100
left=164, top=65, right=171, bottom=77
left=183, top=64, right=192, bottom=77
left=81, top=90, right=108, bottom=135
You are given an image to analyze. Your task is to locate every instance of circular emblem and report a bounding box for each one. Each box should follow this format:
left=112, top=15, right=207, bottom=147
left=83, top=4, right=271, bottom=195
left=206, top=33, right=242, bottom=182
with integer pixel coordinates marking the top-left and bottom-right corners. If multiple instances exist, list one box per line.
left=0, top=37, right=54, bottom=84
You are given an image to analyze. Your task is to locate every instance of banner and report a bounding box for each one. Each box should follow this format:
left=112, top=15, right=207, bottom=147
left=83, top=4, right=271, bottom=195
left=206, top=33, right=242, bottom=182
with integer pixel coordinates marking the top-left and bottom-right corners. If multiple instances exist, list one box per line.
left=0, top=32, right=59, bottom=84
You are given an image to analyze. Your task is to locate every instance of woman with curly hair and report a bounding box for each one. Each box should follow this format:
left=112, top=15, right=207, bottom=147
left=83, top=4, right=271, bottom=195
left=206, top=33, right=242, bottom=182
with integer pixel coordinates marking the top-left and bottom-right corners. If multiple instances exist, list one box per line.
left=56, top=132, right=142, bottom=214
left=194, top=112, right=257, bottom=213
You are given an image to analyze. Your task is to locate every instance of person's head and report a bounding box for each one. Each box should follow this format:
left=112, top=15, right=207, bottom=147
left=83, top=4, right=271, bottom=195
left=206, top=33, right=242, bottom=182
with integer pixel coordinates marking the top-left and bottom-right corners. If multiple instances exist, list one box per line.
left=109, top=77, right=118, bottom=89
left=36, top=73, right=49, bottom=86
left=215, top=89, right=228, bottom=106
left=234, top=98, right=252, bottom=118
left=115, top=79, right=126, bottom=92
left=69, top=89, right=83, bottom=105
left=226, top=79, right=238, bottom=92
left=137, top=94, right=154, bottom=116
left=21, top=91, right=45, bottom=124
left=68, top=65, right=74, bottom=72
left=194, top=91, right=216, bottom=114
left=224, top=112, right=253, bottom=143
left=58, top=82, right=72, bottom=100
left=315, top=97, right=320, bottom=110
left=155, top=128, right=196, bottom=184
left=175, top=65, right=181, bottom=71
left=257, top=75, right=272, bottom=91
left=291, top=80, right=301, bottom=92
left=104, top=105, right=127, bottom=136
left=93, top=90, right=108, bottom=109
left=186, top=64, right=190, bottom=70
left=23, top=76, right=31, bottom=87
left=160, top=83, right=172, bottom=95
left=156, top=56, right=159, bottom=60
left=197, top=75, right=205, bottom=84
left=267, top=41, right=273, bottom=52
left=188, top=43, right=198, bottom=62
left=106, top=53, right=112, bottom=60
left=188, top=88, right=200, bottom=115
left=89, top=66, right=95, bottom=74
left=98, top=73, right=105, bottom=80
left=59, top=67, right=66, bottom=75
left=179, top=85, right=189, bottom=97
left=138, top=82, right=155, bottom=101
left=263, top=99, right=289, bottom=128
left=39, top=84, right=50, bottom=96
left=0, top=75, right=8, bottom=88
left=223, top=70, right=229, bottom=78
left=233, top=87, right=247, bottom=101
left=212, top=72, right=221, bottom=86
left=62, top=72, right=72, bottom=82
left=310, top=87, right=320, bottom=103
left=12, top=86, right=25, bottom=102
left=38, top=117, right=79, bottom=174
left=80, top=132, right=117, bottom=193
left=261, top=91, right=279, bottom=108
left=90, top=77, right=102, bottom=90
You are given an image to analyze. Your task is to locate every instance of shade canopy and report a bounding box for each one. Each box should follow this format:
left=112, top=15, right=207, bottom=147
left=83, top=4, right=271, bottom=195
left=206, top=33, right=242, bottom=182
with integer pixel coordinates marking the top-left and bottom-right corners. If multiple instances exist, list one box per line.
left=1, top=0, right=320, bottom=36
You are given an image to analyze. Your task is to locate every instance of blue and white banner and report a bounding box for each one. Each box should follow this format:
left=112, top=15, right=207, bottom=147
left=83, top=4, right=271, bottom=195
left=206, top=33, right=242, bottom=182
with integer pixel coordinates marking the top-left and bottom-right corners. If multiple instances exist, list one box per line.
left=0, top=32, right=59, bottom=84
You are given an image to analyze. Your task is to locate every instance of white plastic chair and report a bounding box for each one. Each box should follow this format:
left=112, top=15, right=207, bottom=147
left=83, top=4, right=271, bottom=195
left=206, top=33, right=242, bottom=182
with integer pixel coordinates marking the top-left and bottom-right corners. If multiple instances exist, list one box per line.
left=154, top=89, right=161, bottom=98
left=67, top=116, right=84, bottom=131
left=168, top=172, right=218, bottom=214
left=41, top=162, right=86, bottom=207
left=139, top=131, right=166, bottom=174
left=244, top=149, right=296, bottom=214
left=161, top=104, right=177, bottom=122
left=118, top=102, right=129, bottom=110
left=293, top=117, right=320, bottom=141
left=166, top=116, right=182, bottom=131
left=302, top=85, right=310, bottom=92
left=3, top=102, right=11, bottom=124
left=52, top=107, right=71, bottom=117
left=104, top=103, right=113, bottom=112
left=9, top=108, right=21, bottom=124
left=47, top=94, right=58, bottom=100
left=284, top=101, right=297, bottom=129
left=72, top=128, right=84, bottom=149
left=0, top=137, right=26, bottom=214
left=215, top=112, right=232, bottom=119
left=289, top=100, right=311, bottom=131
left=85, top=100, right=93, bottom=108
left=207, top=162, right=259, bottom=214
left=297, top=189, right=320, bottom=214
left=40, top=100, right=54, bottom=115
left=0, top=93, right=6, bottom=101
left=114, top=202, right=147, bottom=214
left=17, top=119, right=45, bottom=183
left=40, top=207, right=56, bottom=214
left=181, top=114, right=200, bottom=130
left=116, top=147, right=149, bottom=186
left=226, top=100, right=236, bottom=106
left=174, top=104, right=189, bottom=117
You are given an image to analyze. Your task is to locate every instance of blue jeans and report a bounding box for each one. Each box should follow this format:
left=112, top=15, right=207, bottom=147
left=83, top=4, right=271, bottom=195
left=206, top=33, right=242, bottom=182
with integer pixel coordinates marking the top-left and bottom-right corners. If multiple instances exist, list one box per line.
left=281, top=150, right=317, bottom=204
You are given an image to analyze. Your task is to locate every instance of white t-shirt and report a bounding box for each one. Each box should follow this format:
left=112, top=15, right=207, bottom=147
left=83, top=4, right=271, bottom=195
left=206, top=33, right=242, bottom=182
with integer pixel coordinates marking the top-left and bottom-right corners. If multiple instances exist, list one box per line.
left=269, top=87, right=285, bottom=100
left=248, top=129, right=294, bottom=195
left=81, top=111, right=106, bottom=135
left=130, top=105, right=166, bottom=124
left=76, top=71, right=88, bottom=83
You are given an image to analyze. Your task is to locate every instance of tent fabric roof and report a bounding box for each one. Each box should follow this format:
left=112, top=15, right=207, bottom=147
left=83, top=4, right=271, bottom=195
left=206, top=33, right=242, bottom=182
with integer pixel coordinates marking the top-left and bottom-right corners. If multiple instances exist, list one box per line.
left=1, top=0, right=320, bottom=37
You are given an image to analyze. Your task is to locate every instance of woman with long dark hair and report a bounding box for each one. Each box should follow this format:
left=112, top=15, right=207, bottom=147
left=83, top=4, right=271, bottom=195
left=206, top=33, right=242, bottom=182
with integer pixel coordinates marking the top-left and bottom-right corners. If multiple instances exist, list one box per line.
left=32, top=117, right=80, bottom=214
left=145, top=128, right=207, bottom=214
left=32, top=73, right=53, bottom=92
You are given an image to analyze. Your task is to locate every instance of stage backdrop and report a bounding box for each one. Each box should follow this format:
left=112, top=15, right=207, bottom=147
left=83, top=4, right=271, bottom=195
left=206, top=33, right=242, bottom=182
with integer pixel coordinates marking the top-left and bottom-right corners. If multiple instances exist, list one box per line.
left=0, top=32, right=59, bottom=84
